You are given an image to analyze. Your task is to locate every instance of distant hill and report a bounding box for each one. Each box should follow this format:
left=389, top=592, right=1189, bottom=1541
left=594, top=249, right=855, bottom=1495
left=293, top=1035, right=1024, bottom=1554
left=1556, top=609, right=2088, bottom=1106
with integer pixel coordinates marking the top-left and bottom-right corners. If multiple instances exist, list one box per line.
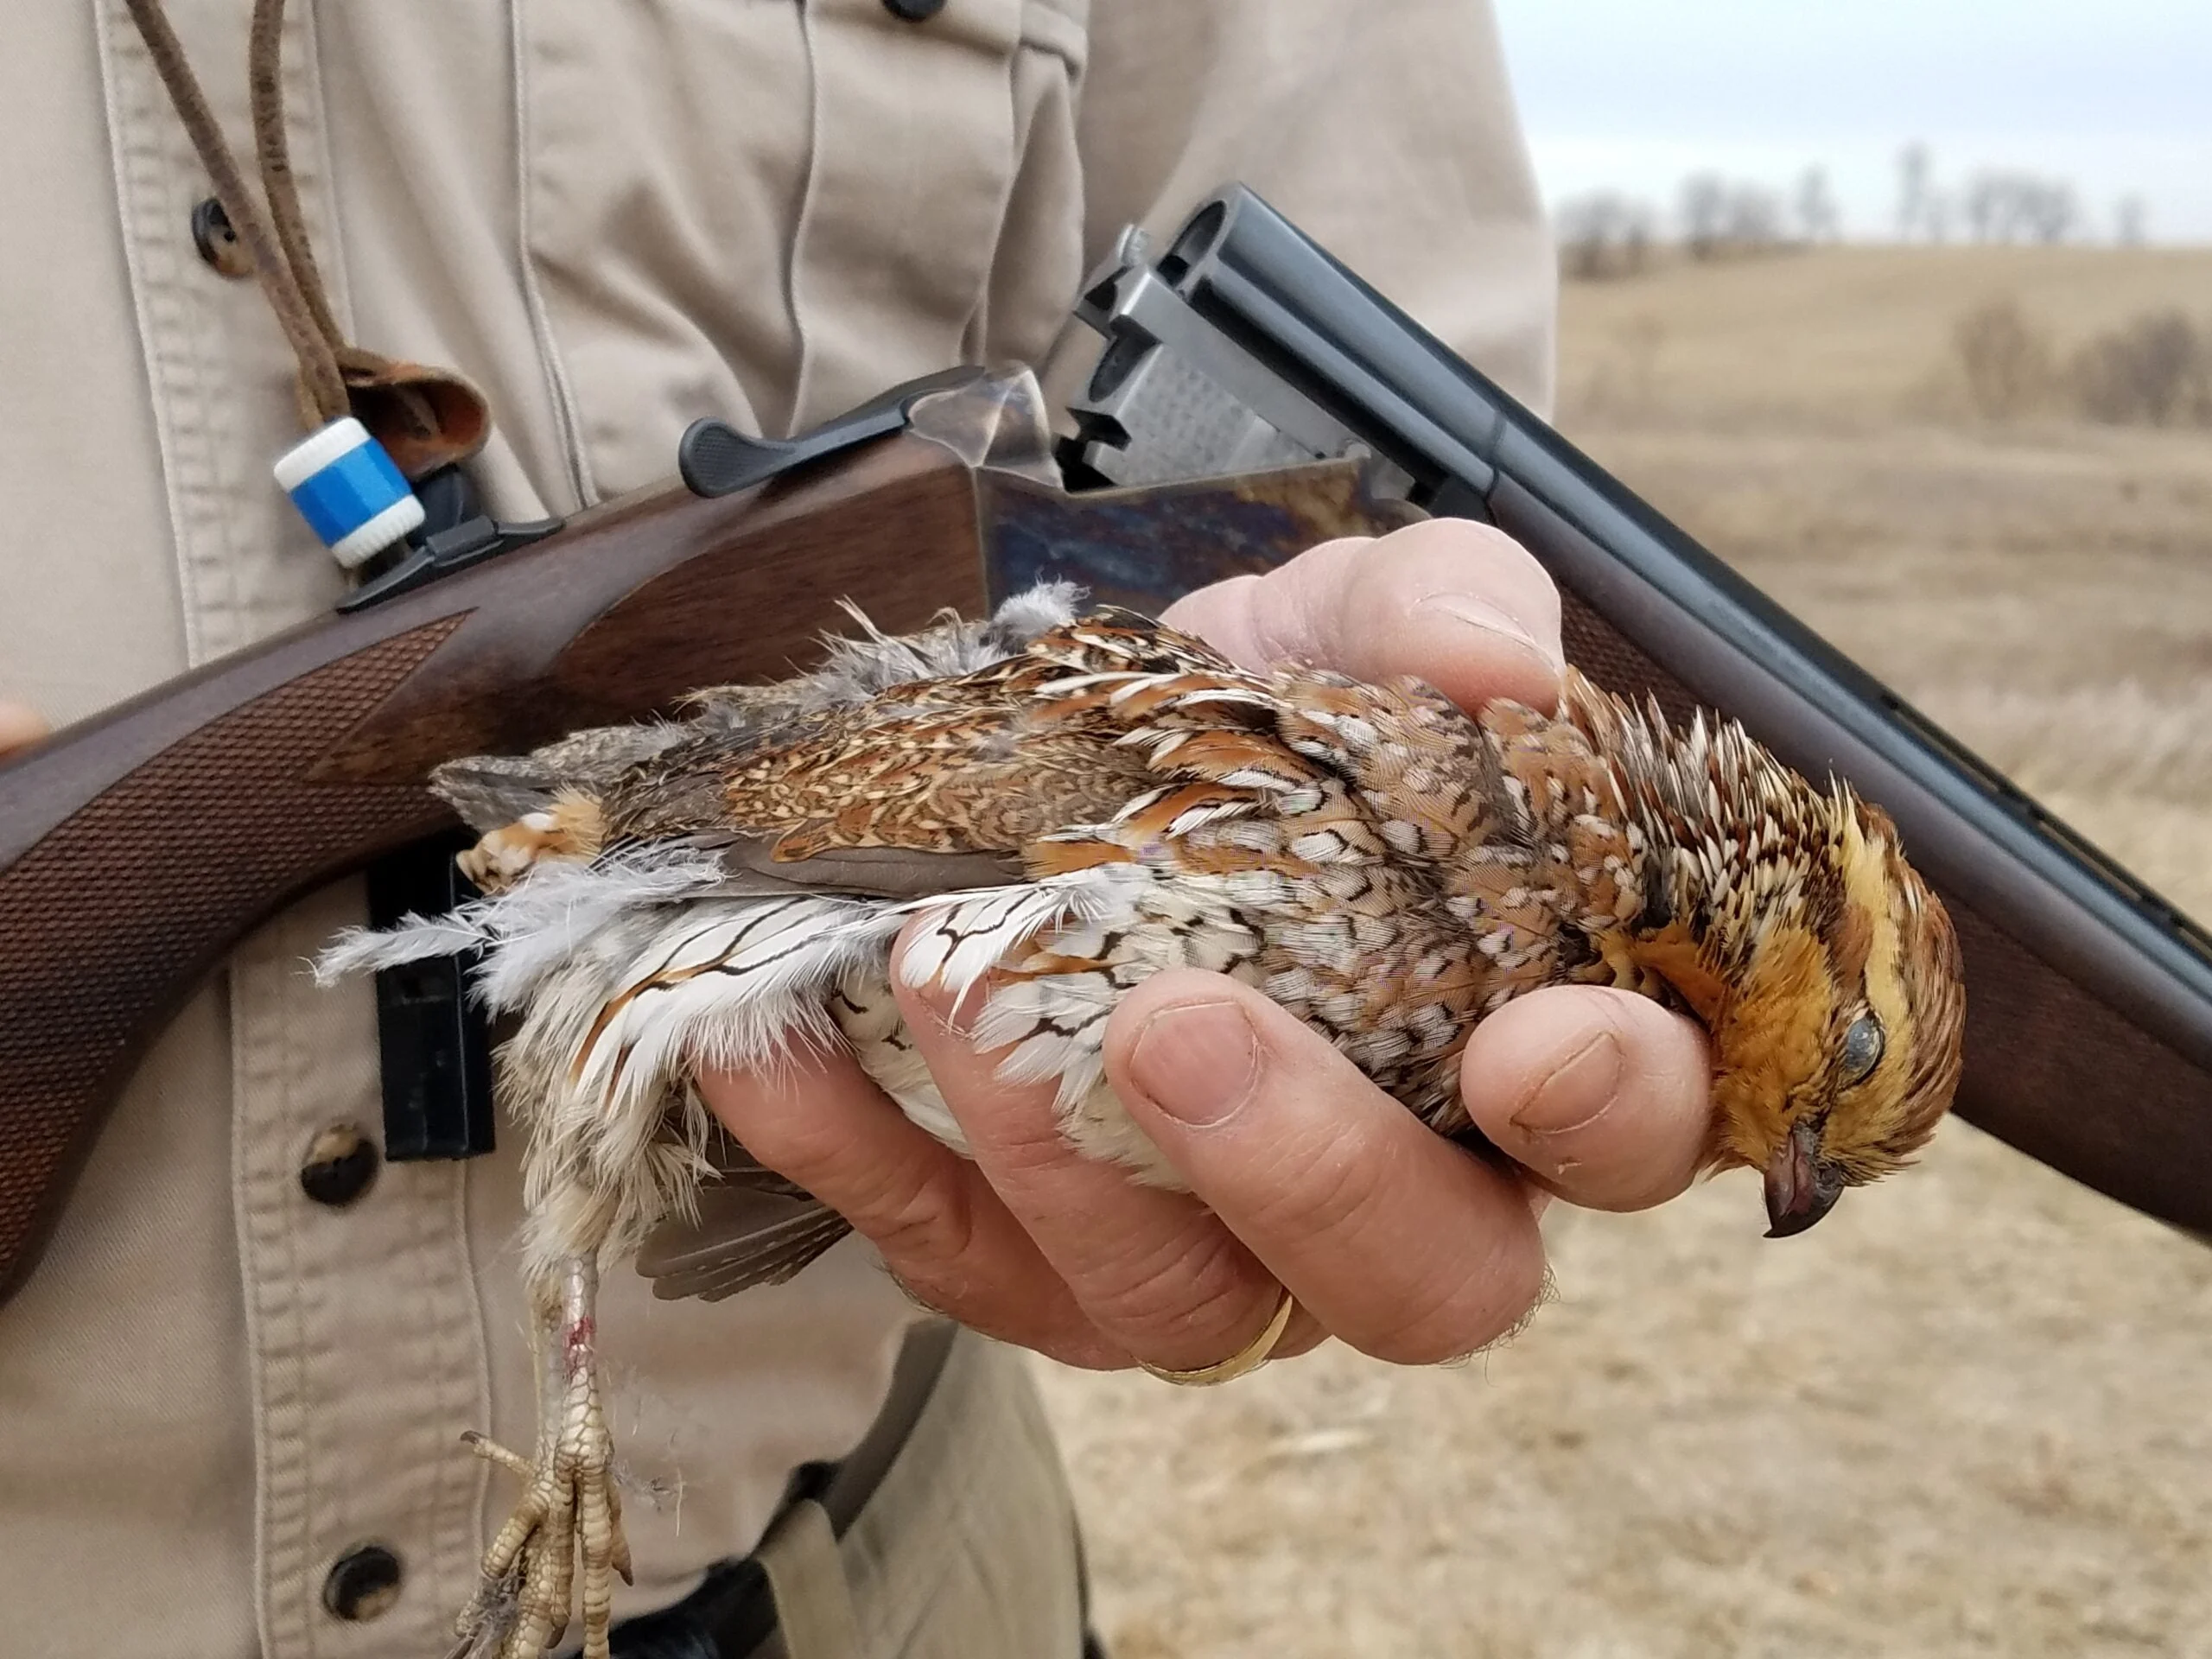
left=1557, top=245, right=2212, bottom=426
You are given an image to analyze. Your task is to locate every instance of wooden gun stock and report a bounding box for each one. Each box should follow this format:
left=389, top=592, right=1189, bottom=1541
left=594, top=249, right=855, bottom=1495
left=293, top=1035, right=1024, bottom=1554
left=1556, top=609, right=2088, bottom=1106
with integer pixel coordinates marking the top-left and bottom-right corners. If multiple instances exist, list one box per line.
left=0, top=438, right=1411, bottom=1303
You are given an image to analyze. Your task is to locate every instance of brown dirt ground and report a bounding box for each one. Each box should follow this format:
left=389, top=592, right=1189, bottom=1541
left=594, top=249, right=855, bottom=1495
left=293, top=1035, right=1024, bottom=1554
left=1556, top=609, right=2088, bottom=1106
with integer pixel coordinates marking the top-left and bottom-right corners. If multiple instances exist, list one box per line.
left=1033, top=245, right=2212, bottom=1659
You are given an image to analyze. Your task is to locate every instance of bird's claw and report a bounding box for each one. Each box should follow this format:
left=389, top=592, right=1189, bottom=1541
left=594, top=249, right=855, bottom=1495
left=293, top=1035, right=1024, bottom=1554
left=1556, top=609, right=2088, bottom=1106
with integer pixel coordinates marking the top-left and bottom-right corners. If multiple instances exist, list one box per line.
left=459, top=1327, right=632, bottom=1658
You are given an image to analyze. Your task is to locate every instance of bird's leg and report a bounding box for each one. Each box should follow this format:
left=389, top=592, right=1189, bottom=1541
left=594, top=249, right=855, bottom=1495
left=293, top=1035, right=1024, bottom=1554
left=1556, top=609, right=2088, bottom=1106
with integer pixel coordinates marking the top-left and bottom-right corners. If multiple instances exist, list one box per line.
left=460, top=1277, right=570, bottom=1658
left=459, top=1254, right=632, bottom=1659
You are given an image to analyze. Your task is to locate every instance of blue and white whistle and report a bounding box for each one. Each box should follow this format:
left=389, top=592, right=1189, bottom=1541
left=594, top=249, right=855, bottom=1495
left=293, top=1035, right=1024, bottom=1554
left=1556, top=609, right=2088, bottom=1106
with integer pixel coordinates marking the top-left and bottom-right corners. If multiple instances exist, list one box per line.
left=273, top=417, right=424, bottom=569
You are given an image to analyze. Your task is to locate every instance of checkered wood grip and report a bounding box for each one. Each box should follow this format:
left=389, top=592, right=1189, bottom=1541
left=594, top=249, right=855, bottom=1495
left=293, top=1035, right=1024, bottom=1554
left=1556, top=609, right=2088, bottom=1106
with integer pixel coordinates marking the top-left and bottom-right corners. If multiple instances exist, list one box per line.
left=0, top=623, right=463, bottom=1302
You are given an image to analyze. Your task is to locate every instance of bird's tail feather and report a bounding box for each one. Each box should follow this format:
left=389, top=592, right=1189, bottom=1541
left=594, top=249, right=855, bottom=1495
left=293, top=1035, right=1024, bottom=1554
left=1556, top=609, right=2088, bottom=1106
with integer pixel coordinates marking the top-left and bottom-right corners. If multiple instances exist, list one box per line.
left=310, top=849, right=728, bottom=1001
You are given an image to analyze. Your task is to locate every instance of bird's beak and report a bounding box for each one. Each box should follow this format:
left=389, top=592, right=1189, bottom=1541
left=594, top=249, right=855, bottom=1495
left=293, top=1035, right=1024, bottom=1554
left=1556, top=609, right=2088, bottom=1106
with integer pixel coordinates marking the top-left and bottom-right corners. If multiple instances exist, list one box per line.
left=1764, top=1118, right=1847, bottom=1238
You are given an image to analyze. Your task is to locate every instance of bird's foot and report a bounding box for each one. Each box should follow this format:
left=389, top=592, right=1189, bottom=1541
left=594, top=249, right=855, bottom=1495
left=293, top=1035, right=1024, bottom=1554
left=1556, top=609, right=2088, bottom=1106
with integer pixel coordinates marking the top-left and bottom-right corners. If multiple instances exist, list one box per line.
left=456, top=1257, right=631, bottom=1659
left=457, top=799, right=606, bottom=892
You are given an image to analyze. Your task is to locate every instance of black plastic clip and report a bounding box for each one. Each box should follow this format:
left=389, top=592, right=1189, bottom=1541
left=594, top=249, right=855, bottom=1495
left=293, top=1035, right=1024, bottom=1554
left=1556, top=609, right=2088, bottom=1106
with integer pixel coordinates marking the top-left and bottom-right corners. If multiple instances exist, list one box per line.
left=340, top=464, right=563, bottom=613
left=366, top=834, right=497, bottom=1161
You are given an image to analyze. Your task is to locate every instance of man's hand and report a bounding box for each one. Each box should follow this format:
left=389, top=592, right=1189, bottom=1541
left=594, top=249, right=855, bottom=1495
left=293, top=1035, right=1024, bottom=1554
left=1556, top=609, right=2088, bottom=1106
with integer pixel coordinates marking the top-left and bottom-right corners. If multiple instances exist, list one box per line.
left=698, top=521, right=1713, bottom=1372
left=0, top=700, right=46, bottom=759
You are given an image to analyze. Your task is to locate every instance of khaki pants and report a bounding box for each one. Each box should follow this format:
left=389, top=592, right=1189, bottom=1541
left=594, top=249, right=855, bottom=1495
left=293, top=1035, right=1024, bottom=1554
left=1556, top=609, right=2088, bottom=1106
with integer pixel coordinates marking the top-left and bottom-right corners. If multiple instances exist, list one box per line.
left=737, top=1330, right=1087, bottom=1659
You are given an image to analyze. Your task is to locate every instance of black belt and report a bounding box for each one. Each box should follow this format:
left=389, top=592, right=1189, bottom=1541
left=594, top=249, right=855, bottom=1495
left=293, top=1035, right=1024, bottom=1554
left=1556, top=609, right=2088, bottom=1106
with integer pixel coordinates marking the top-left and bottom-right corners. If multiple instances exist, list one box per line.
left=608, top=1320, right=959, bottom=1659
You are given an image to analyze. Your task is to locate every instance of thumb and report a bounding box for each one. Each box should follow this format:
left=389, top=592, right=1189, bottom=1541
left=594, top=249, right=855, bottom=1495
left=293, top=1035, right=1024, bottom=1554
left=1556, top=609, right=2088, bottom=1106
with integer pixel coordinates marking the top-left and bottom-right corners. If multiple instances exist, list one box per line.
left=1459, top=986, right=1713, bottom=1212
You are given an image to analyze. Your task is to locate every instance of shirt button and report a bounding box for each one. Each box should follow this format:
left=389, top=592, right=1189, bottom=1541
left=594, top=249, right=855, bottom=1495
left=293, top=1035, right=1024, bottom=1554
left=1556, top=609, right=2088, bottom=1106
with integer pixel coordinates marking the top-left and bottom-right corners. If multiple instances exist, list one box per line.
left=299, top=1122, right=380, bottom=1208
left=882, top=0, right=947, bottom=19
left=189, top=197, right=253, bottom=279
left=321, top=1543, right=404, bottom=1622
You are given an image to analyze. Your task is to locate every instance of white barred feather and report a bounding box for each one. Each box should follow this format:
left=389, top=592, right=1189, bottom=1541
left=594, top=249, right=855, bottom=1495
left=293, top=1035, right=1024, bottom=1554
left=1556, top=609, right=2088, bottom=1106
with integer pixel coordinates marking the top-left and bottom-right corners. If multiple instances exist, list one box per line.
left=315, top=849, right=1158, bottom=1274
left=569, top=896, right=894, bottom=1109
left=896, top=865, right=1147, bottom=996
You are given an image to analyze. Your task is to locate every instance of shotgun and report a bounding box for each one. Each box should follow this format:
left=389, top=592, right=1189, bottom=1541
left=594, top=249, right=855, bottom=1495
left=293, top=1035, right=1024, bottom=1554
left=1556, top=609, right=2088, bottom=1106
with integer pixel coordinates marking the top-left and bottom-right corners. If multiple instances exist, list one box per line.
left=2, top=185, right=2207, bottom=1308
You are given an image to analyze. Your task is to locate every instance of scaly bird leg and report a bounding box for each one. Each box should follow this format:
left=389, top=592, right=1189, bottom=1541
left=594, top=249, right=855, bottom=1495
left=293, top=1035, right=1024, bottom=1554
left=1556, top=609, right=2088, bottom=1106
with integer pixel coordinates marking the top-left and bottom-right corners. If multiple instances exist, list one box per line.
left=458, top=1254, right=633, bottom=1659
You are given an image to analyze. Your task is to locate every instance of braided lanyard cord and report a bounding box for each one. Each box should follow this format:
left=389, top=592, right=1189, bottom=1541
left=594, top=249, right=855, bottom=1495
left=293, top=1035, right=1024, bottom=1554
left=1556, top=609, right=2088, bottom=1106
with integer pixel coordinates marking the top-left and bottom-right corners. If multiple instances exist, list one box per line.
left=123, top=0, right=351, bottom=428
left=121, top=0, right=491, bottom=565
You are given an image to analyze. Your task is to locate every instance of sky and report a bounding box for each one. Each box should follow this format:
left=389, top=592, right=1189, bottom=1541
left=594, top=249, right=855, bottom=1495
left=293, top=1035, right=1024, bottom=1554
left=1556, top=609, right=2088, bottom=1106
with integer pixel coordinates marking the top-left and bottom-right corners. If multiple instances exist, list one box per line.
left=1491, top=0, right=2212, bottom=243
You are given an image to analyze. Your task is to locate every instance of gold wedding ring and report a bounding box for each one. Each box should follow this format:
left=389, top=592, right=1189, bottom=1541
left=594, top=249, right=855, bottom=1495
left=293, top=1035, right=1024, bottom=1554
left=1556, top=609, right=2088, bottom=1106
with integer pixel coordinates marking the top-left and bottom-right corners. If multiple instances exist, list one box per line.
left=1137, top=1286, right=1298, bottom=1387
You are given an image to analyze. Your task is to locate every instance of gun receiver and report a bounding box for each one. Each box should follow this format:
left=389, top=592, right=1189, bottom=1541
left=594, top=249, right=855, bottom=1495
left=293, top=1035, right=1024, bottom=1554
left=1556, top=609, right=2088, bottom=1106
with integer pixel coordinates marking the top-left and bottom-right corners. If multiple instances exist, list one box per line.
left=1061, top=184, right=2212, bottom=1237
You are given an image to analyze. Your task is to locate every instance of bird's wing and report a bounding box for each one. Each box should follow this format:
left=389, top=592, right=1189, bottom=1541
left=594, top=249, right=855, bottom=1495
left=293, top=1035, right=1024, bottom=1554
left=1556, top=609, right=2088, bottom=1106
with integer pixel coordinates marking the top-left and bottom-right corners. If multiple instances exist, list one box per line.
left=427, top=583, right=1090, bottom=836
left=637, top=617, right=1220, bottom=866
left=431, top=722, right=693, bottom=831
left=634, top=1132, right=853, bottom=1300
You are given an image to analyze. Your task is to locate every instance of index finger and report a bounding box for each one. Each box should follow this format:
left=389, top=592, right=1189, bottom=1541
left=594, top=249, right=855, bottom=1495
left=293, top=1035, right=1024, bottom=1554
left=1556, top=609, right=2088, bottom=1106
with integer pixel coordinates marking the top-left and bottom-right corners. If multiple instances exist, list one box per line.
left=1160, top=518, right=1564, bottom=713
left=0, top=699, right=48, bottom=757
left=1103, top=969, right=1549, bottom=1365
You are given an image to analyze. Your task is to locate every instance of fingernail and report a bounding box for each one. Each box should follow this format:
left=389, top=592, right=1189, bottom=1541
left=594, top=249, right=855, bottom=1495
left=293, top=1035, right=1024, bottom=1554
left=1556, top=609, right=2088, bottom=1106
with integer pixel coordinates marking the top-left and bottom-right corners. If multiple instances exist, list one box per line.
left=1510, top=1029, right=1623, bottom=1137
left=1124, top=1001, right=1262, bottom=1127
left=1416, top=594, right=1563, bottom=673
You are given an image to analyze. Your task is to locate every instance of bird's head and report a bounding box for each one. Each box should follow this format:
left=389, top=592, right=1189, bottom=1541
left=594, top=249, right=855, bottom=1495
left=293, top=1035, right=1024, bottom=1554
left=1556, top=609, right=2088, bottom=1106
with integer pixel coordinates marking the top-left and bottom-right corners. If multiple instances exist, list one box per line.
left=1562, top=679, right=1970, bottom=1237
left=1694, top=795, right=1967, bottom=1237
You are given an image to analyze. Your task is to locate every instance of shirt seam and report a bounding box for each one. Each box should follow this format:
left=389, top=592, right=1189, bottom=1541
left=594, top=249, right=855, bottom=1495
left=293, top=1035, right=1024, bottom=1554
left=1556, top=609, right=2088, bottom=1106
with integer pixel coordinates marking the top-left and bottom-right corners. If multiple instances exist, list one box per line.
left=507, top=0, right=598, bottom=508
left=93, top=0, right=251, bottom=671
left=785, top=0, right=832, bottom=432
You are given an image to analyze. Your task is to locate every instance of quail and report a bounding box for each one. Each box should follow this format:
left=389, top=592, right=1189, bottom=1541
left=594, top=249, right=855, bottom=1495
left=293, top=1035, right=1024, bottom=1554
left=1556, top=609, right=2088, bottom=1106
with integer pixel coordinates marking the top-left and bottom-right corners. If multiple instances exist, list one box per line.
left=322, top=581, right=1966, bottom=1659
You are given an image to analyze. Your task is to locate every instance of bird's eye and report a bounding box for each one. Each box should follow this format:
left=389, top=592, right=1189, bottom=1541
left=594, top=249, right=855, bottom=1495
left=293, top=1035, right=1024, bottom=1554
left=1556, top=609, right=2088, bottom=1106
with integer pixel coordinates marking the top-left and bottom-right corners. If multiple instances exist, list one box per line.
left=1840, top=1013, right=1885, bottom=1085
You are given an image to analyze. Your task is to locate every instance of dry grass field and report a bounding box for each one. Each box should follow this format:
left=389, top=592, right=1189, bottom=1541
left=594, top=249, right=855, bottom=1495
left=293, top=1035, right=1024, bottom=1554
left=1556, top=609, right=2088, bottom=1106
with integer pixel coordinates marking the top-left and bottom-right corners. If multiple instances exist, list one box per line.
left=1036, top=245, right=2212, bottom=1658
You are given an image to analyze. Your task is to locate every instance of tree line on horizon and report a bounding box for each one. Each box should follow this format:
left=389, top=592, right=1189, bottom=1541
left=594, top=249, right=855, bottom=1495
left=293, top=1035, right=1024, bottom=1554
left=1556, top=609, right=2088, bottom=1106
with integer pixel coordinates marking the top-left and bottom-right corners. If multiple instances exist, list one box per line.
left=1557, top=145, right=2152, bottom=280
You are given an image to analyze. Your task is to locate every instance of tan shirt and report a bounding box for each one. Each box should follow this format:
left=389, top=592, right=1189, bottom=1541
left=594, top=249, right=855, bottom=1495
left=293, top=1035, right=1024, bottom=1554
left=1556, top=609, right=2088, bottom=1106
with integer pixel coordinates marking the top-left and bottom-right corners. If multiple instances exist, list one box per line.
left=0, top=4, right=1554, bottom=1655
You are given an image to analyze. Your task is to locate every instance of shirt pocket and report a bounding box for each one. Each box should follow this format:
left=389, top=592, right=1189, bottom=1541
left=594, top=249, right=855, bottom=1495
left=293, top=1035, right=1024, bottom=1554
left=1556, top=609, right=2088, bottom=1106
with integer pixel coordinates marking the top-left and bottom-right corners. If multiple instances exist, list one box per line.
left=518, top=0, right=1092, bottom=498
left=516, top=1, right=817, bottom=499
left=787, top=0, right=1090, bottom=424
